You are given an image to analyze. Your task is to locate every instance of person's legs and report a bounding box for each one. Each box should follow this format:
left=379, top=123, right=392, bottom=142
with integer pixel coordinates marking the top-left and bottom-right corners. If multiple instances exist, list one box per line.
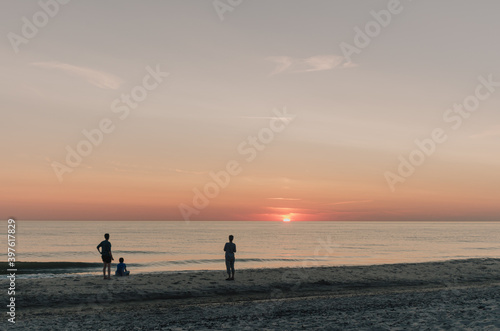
left=225, top=258, right=231, bottom=279
left=106, top=263, right=111, bottom=279
left=103, top=263, right=106, bottom=278
left=230, top=258, right=235, bottom=280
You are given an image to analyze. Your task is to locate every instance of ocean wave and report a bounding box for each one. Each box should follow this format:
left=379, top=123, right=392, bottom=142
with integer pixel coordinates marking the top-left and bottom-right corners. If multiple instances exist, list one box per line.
left=113, top=250, right=165, bottom=255
left=1, top=262, right=102, bottom=274
left=154, top=257, right=326, bottom=266
left=2, top=257, right=326, bottom=275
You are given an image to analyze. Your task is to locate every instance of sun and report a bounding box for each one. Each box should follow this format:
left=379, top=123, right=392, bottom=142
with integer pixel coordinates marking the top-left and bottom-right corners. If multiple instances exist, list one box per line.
left=282, top=218, right=291, bottom=222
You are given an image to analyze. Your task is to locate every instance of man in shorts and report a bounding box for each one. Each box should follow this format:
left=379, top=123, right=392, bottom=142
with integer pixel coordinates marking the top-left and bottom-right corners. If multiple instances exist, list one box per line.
left=97, top=233, right=114, bottom=279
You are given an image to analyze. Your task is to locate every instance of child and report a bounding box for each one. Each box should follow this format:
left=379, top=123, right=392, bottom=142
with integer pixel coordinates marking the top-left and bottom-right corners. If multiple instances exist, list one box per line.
left=115, top=257, right=130, bottom=276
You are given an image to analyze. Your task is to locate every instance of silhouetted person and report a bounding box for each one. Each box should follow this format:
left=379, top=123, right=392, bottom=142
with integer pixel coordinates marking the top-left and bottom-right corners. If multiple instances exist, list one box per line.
left=115, top=257, right=130, bottom=276
left=224, top=235, right=236, bottom=280
left=97, top=233, right=114, bottom=279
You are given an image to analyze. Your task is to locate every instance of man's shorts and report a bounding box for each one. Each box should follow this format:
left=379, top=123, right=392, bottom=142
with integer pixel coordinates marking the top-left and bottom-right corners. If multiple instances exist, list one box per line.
left=102, top=255, right=112, bottom=263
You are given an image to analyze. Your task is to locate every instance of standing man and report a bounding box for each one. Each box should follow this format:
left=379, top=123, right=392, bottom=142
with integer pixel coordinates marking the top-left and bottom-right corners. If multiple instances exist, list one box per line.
left=97, top=233, right=114, bottom=279
left=224, top=235, right=236, bottom=281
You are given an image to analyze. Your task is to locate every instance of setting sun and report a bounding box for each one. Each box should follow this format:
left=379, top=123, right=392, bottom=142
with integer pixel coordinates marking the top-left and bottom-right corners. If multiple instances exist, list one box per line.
left=283, top=218, right=291, bottom=222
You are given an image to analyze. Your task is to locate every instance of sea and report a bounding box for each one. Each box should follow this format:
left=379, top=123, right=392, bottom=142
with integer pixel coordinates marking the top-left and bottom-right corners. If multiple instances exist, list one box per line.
left=3, top=221, right=499, bottom=279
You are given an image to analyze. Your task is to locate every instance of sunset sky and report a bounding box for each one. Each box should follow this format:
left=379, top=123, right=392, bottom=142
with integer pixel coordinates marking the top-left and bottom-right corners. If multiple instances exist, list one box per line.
left=1, top=1, right=499, bottom=221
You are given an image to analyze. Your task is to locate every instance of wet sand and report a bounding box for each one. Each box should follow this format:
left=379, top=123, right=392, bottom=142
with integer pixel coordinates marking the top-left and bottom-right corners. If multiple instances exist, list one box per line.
left=5, top=258, right=500, bottom=330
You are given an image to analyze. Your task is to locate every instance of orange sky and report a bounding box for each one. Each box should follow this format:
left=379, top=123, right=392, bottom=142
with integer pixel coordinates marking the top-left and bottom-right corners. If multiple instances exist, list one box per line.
left=2, top=1, right=500, bottom=221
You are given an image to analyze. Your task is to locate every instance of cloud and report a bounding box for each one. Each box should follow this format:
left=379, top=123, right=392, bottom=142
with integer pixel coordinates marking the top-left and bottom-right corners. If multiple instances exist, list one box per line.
left=267, top=55, right=356, bottom=75
left=106, top=161, right=206, bottom=175
left=303, top=55, right=345, bottom=72
left=267, top=198, right=302, bottom=201
left=169, top=168, right=206, bottom=175
left=239, top=116, right=295, bottom=121
left=328, top=199, right=372, bottom=206
left=267, top=56, right=294, bottom=75
left=31, top=62, right=124, bottom=90
left=470, top=127, right=500, bottom=139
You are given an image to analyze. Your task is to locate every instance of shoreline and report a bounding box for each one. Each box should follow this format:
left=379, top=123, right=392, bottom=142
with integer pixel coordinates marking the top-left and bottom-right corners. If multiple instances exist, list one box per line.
left=5, top=256, right=498, bottom=277
left=7, top=258, right=500, bottom=330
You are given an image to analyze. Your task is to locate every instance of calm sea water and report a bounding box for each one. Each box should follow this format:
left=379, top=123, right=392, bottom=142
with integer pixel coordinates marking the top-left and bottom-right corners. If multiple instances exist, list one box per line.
left=3, top=221, right=499, bottom=278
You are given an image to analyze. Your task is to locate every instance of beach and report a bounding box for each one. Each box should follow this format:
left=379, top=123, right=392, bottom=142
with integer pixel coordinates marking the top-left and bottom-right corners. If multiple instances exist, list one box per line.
left=6, top=258, right=500, bottom=330
left=5, top=1, right=500, bottom=330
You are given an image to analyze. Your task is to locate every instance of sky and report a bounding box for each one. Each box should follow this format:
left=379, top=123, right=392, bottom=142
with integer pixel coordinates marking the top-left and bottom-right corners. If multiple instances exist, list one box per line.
left=1, top=0, right=499, bottom=221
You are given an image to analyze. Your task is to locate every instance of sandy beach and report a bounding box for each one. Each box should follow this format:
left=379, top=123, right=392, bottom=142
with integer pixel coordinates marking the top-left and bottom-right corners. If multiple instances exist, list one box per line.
left=5, top=258, right=500, bottom=330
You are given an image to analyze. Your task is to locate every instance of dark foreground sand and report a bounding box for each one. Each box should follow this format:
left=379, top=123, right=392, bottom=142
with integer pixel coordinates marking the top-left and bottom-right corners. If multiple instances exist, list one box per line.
left=4, top=258, right=500, bottom=330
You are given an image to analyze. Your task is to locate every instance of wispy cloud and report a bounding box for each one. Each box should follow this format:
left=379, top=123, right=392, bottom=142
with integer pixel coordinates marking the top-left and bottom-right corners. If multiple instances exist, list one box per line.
left=267, top=198, right=302, bottom=201
left=268, top=56, right=295, bottom=75
left=105, top=161, right=207, bottom=175
left=267, top=55, right=356, bottom=76
left=31, top=62, right=124, bottom=90
left=239, top=116, right=296, bottom=121
left=169, top=168, right=206, bottom=175
left=470, top=127, right=500, bottom=139
left=328, top=199, right=372, bottom=206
